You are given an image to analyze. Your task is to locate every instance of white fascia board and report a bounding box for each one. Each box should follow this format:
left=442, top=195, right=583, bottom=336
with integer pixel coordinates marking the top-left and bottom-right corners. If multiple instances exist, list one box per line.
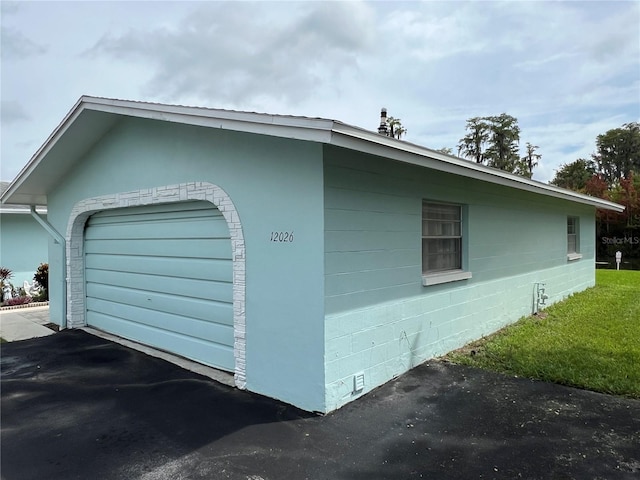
left=82, top=96, right=335, bottom=143
left=2, top=95, right=625, bottom=215
left=329, top=123, right=625, bottom=213
left=1, top=97, right=335, bottom=206
left=0, top=207, right=47, bottom=214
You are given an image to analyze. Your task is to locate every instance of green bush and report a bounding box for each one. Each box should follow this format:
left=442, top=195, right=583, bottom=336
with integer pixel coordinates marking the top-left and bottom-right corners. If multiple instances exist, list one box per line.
left=34, top=263, right=49, bottom=301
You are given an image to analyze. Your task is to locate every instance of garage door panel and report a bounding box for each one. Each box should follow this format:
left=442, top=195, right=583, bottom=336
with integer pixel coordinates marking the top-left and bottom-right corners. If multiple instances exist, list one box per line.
left=84, top=238, right=233, bottom=260
left=88, top=311, right=234, bottom=371
left=91, top=202, right=218, bottom=222
left=84, top=217, right=230, bottom=241
left=85, top=254, right=233, bottom=283
left=85, top=269, right=233, bottom=302
left=88, top=208, right=219, bottom=226
left=86, top=282, right=233, bottom=325
left=86, top=297, right=234, bottom=345
left=84, top=201, right=235, bottom=371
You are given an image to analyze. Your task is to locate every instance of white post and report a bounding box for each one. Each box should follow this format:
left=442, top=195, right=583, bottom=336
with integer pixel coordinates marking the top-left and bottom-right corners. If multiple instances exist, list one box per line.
left=615, top=251, right=622, bottom=270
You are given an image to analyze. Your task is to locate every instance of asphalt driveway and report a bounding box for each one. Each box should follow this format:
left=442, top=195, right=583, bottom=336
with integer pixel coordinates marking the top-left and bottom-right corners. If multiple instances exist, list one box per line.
left=2, top=330, right=639, bottom=480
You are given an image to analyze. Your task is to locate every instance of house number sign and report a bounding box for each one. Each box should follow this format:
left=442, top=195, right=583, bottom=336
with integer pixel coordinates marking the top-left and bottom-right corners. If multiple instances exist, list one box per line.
left=270, top=231, right=294, bottom=242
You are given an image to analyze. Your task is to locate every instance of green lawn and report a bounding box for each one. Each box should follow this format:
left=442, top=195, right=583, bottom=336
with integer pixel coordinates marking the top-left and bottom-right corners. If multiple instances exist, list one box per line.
left=446, top=270, right=640, bottom=398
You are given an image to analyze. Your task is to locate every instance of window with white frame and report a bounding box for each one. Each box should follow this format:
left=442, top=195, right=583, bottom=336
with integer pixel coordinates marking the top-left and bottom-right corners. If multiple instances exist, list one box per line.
left=422, top=202, right=462, bottom=273
left=567, top=216, right=580, bottom=257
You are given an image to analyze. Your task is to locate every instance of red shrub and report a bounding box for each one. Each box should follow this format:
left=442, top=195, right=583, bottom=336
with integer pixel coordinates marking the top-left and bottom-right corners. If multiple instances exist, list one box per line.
left=3, top=296, right=32, bottom=307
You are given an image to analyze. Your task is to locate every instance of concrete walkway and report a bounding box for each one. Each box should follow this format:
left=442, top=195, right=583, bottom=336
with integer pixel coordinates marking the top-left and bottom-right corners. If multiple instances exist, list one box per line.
left=0, top=306, right=54, bottom=342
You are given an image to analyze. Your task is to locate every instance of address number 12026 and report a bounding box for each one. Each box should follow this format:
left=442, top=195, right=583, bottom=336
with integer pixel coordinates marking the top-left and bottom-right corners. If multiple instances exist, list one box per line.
left=270, top=231, right=294, bottom=242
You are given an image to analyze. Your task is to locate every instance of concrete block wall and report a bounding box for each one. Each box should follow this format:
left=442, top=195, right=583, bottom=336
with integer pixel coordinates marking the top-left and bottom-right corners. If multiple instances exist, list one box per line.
left=323, top=146, right=597, bottom=411
left=324, top=256, right=596, bottom=412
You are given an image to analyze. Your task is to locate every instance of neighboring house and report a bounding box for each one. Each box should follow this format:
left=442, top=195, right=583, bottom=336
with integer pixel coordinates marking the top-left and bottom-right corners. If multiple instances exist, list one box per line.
left=0, top=181, right=48, bottom=289
left=0, top=97, right=623, bottom=413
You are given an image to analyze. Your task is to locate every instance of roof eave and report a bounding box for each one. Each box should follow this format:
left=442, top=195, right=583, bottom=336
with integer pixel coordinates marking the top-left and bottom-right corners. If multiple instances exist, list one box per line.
left=2, top=95, right=625, bottom=214
left=329, top=123, right=626, bottom=213
left=78, top=96, right=337, bottom=143
left=1, top=96, right=336, bottom=206
left=1, top=96, right=87, bottom=206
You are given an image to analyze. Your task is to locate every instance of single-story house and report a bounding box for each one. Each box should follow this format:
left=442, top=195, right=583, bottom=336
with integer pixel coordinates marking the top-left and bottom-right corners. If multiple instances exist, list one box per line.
left=0, top=97, right=624, bottom=413
left=0, top=181, right=49, bottom=289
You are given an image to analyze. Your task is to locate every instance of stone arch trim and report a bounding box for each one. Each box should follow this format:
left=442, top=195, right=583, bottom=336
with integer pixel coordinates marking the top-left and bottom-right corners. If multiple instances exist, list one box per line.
left=65, top=182, right=246, bottom=389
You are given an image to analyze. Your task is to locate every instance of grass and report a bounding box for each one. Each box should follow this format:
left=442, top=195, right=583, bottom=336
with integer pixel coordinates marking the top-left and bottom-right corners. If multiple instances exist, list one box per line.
left=446, top=270, right=640, bottom=398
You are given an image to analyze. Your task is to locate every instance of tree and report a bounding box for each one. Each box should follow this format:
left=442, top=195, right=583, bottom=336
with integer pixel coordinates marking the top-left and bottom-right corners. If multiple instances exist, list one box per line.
left=386, top=116, right=406, bottom=140
left=457, top=117, right=490, bottom=164
left=484, top=113, right=521, bottom=171
left=611, top=171, right=640, bottom=228
left=588, top=171, right=640, bottom=250
left=593, top=122, right=640, bottom=184
left=0, top=267, right=12, bottom=290
left=457, top=114, right=530, bottom=176
left=515, top=142, right=541, bottom=179
left=436, top=147, right=453, bottom=155
left=584, top=173, right=616, bottom=235
left=584, top=174, right=610, bottom=199
left=556, top=123, right=640, bottom=265
left=550, top=158, right=597, bottom=191
left=34, top=263, right=49, bottom=292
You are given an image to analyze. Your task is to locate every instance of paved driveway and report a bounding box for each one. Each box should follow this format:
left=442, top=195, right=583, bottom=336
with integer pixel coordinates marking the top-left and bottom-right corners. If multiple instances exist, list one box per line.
left=2, top=330, right=639, bottom=480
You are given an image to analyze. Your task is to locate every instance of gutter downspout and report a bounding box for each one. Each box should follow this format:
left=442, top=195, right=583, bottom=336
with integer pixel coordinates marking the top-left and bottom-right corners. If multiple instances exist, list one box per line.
left=29, top=206, right=67, bottom=329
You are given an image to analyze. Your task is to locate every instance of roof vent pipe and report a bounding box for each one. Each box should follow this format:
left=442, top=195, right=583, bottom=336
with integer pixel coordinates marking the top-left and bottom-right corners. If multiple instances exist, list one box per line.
left=378, top=108, right=389, bottom=135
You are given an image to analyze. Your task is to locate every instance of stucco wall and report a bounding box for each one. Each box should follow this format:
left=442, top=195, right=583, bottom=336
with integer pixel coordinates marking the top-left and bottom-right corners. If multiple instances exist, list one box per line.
left=323, top=146, right=595, bottom=411
left=0, top=213, right=49, bottom=287
left=46, top=118, right=326, bottom=412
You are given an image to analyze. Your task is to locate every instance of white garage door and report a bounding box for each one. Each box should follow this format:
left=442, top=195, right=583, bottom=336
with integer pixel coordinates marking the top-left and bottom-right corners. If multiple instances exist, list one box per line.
left=84, top=201, right=234, bottom=371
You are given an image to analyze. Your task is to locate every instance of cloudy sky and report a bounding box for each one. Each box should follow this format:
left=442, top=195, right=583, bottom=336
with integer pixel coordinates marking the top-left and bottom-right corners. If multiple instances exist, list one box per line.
left=2, top=0, right=638, bottom=184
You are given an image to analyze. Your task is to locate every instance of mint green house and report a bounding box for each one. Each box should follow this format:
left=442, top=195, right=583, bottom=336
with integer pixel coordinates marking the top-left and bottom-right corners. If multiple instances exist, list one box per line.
left=0, top=182, right=48, bottom=288
left=1, top=97, right=623, bottom=412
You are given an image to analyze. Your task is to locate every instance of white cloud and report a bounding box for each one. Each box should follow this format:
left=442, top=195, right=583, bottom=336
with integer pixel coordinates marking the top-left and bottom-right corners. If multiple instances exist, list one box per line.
left=0, top=0, right=638, bottom=184
left=85, top=1, right=376, bottom=108
left=1, top=25, right=48, bottom=59
left=382, top=6, right=489, bottom=62
left=0, top=100, right=30, bottom=124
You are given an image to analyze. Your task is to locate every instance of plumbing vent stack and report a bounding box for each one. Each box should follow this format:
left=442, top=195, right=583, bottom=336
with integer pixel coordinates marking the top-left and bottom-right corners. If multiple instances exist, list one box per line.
left=378, top=107, right=389, bottom=135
